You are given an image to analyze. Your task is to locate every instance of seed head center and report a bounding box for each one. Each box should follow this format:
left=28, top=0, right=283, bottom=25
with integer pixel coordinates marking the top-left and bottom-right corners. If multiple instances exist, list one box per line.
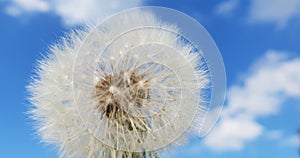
left=95, top=71, right=150, bottom=119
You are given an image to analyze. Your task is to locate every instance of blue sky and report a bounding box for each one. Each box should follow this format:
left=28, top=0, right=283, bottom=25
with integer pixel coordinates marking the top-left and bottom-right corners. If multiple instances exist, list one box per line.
left=0, top=0, right=299, bottom=157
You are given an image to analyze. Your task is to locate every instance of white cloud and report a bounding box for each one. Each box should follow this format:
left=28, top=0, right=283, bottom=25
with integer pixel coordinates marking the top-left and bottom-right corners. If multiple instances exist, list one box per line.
left=225, top=51, right=300, bottom=118
left=215, top=0, right=239, bottom=15
left=204, top=50, right=300, bottom=151
left=4, top=0, right=143, bottom=25
left=6, top=0, right=50, bottom=16
left=204, top=116, right=263, bottom=151
left=248, top=0, right=300, bottom=28
left=215, top=0, right=300, bottom=28
left=52, top=0, right=143, bottom=25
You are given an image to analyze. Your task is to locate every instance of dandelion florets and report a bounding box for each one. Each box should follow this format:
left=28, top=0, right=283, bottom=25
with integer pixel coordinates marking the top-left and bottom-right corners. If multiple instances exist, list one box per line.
left=94, top=70, right=151, bottom=131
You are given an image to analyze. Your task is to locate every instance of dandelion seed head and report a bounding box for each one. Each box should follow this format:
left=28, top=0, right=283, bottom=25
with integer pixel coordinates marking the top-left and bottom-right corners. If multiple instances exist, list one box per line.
left=26, top=7, right=226, bottom=158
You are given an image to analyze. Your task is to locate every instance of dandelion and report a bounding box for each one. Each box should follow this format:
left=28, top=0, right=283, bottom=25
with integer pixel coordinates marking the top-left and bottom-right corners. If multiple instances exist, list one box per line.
left=27, top=7, right=223, bottom=158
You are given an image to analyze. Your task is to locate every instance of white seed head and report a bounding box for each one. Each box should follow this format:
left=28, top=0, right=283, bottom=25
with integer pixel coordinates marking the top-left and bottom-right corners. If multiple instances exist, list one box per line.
left=27, top=7, right=212, bottom=158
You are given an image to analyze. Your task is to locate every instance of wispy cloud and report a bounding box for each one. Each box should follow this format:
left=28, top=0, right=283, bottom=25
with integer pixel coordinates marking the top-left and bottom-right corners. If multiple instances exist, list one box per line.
left=215, top=0, right=300, bottom=28
left=204, top=50, right=300, bottom=151
left=265, top=130, right=283, bottom=140
left=214, top=0, right=239, bottom=16
left=5, top=0, right=50, bottom=16
left=265, top=130, right=299, bottom=147
left=248, top=0, right=300, bottom=28
left=282, top=135, right=299, bottom=147
left=4, top=0, right=144, bottom=25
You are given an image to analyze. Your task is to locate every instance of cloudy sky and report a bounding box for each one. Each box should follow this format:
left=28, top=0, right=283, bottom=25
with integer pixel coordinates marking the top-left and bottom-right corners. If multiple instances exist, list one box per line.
left=0, top=0, right=299, bottom=157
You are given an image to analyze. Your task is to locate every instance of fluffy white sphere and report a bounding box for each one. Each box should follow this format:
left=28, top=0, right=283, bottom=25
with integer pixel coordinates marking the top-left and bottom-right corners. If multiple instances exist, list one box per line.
left=28, top=8, right=211, bottom=158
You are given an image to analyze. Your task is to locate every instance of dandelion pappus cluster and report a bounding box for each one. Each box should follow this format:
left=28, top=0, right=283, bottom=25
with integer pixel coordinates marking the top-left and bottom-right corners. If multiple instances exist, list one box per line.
left=27, top=7, right=217, bottom=158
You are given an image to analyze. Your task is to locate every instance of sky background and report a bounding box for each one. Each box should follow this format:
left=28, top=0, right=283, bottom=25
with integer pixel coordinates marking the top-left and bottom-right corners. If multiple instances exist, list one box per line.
left=0, top=0, right=300, bottom=157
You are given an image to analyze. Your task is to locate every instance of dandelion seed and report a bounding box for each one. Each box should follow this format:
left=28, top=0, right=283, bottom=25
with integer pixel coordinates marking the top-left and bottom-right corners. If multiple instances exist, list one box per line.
left=27, top=7, right=225, bottom=158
